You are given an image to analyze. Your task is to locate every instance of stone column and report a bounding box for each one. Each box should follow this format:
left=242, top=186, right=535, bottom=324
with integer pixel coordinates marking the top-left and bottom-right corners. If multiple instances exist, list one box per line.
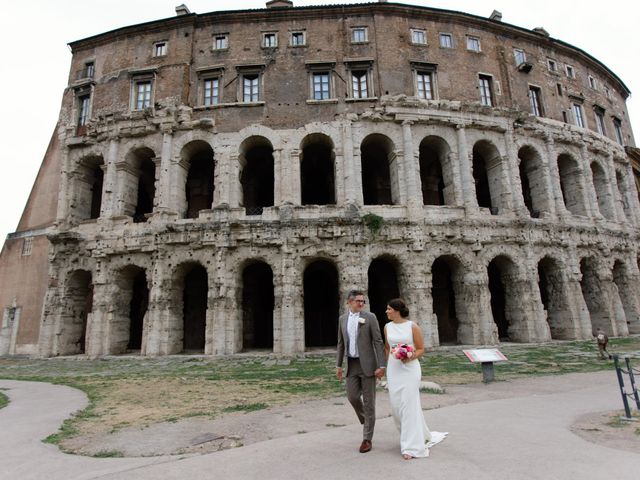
left=343, top=120, right=362, bottom=207
left=505, top=268, right=551, bottom=342
left=84, top=275, right=113, bottom=357
left=624, top=163, right=640, bottom=225
left=457, top=271, right=498, bottom=344
left=100, top=138, right=120, bottom=218
left=544, top=135, right=566, bottom=219
left=213, top=150, right=231, bottom=207
left=562, top=268, right=593, bottom=340
left=143, top=255, right=178, bottom=356
left=606, top=154, right=625, bottom=223
left=287, top=148, right=301, bottom=205
left=56, top=147, right=73, bottom=225
left=503, top=127, right=526, bottom=216
left=580, top=144, right=599, bottom=219
left=273, top=147, right=283, bottom=206
left=210, top=248, right=234, bottom=355
left=403, top=255, right=434, bottom=346
left=156, top=130, right=174, bottom=213
left=229, top=153, right=241, bottom=208
left=455, top=124, right=475, bottom=210
left=402, top=120, right=422, bottom=218
left=276, top=250, right=303, bottom=354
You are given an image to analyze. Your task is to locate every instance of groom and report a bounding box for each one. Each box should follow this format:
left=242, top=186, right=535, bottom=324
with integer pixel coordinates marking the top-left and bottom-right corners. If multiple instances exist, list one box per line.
left=336, top=290, right=386, bottom=453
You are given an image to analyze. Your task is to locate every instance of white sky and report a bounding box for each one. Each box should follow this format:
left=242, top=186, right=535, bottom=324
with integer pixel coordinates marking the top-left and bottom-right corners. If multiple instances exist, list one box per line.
left=0, top=0, right=638, bottom=243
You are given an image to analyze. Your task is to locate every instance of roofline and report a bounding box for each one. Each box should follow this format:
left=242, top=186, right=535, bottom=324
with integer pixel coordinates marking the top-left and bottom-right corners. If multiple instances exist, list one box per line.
left=67, top=1, right=630, bottom=96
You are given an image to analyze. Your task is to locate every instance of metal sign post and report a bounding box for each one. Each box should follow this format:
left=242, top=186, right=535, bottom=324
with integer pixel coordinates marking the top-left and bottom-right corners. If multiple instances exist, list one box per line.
left=463, top=348, right=508, bottom=383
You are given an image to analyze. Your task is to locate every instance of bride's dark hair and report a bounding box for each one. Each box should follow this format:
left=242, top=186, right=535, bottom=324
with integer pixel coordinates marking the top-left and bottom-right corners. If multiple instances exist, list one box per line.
left=387, top=298, right=409, bottom=318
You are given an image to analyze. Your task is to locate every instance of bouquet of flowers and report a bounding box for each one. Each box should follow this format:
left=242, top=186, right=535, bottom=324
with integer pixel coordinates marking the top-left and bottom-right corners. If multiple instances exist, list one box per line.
left=391, top=343, right=415, bottom=360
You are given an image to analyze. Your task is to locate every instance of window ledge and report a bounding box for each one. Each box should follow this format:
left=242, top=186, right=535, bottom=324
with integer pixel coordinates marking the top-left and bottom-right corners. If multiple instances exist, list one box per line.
left=211, top=48, right=229, bottom=53
left=306, top=99, right=339, bottom=105
left=345, top=97, right=378, bottom=103
left=193, top=101, right=265, bottom=109
left=351, top=41, right=369, bottom=45
left=288, top=44, right=308, bottom=48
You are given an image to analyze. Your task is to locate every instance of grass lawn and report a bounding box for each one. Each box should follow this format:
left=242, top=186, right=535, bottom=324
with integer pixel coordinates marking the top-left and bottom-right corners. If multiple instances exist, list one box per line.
left=0, top=391, right=8, bottom=409
left=1, top=336, right=639, bottom=447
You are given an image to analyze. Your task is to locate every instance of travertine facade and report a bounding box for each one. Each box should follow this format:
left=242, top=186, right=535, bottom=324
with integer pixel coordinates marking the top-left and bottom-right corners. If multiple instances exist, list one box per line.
left=3, top=1, right=640, bottom=357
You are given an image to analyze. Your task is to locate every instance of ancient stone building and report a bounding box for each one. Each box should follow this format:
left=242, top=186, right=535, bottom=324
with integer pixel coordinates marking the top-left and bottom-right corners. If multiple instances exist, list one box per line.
left=2, top=0, right=640, bottom=357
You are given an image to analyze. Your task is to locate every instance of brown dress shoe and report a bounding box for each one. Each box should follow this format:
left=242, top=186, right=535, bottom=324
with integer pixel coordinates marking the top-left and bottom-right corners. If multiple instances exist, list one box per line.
left=359, top=439, right=372, bottom=453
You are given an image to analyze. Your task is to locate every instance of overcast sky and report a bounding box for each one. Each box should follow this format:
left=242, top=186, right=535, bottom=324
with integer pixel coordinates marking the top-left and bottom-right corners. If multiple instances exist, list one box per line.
left=0, top=0, right=638, bottom=243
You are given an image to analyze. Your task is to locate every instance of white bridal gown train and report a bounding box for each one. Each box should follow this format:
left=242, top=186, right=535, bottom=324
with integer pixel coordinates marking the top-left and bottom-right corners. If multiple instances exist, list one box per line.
left=386, top=320, right=448, bottom=458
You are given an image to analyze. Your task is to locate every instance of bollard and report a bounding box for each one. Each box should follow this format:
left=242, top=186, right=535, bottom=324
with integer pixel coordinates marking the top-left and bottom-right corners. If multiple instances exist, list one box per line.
left=481, top=362, right=495, bottom=383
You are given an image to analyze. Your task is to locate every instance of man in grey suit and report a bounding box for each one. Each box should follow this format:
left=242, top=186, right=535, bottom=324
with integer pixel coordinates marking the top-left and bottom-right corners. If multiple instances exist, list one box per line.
left=336, top=290, right=386, bottom=453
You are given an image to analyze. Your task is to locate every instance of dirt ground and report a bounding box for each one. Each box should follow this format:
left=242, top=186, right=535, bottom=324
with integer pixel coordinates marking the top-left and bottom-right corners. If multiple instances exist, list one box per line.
left=60, top=373, right=640, bottom=457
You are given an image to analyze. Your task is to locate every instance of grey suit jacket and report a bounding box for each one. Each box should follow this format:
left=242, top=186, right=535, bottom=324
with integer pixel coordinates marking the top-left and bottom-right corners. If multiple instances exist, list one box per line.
left=336, top=310, right=386, bottom=377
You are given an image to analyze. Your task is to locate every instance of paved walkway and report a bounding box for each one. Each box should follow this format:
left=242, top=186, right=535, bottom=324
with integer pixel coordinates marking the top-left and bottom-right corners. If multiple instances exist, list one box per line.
left=1, top=372, right=639, bottom=479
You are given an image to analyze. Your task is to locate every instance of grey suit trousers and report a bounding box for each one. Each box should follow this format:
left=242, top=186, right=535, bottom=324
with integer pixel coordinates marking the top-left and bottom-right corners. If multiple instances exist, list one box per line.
left=346, top=357, right=377, bottom=441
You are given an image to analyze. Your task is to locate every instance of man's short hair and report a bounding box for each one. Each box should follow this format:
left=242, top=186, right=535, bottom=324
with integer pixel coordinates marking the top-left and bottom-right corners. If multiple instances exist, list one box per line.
left=347, top=290, right=365, bottom=300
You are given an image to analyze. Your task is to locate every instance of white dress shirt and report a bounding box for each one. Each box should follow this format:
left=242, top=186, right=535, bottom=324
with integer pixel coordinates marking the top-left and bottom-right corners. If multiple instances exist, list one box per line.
left=347, top=311, right=360, bottom=358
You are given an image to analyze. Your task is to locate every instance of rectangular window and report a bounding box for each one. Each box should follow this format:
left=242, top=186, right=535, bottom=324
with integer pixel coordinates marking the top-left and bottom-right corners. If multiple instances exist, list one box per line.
left=263, top=33, right=277, bottom=48
left=416, top=71, right=434, bottom=100
left=290, top=31, right=305, bottom=46
left=312, top=72, right=331, bottom=100
left=557, top=83, right=563, bottom=96
left=562, top=111, right=568, bottom=123
left=588, top=75, right=597, bottom=90
left=566, top=65, right=575, bottom=78
left=439, top=33, right=453, bottom=48
left=242, top=74, right=260, bottom=102
left=85, top=62, right=95, bottom=78
left=573, top=103, right=585, bottom=128
left=21, top=237, right=33, bottom=256
left=411, top=29, right=426, bottom=45
left=351, top=27, right=368, bottom=43
left=78, top=94, right=91, bottom=126
left=478, top=75, right=493, bottom=106
left=154, top=42, right=167, bottom=57
left=529, top=86, right=542, bottom=116
left=513, top=48, right=526, bottom=65
left=214, top=34, right=228, bottom=50
left=351, top=70, right=369, bottom=98
left=613, top=118, right=624, bottom=145
left=595, top=109, right=606, bottom=135
left=605, top=86, right=612, bottom=99
left=134, top=81, right=152, bottom=110
left=547, top=59, right=557, bottom=72
left=203, top=77, right=220, bottom=106
left=467, top=36, right=481, bottom=52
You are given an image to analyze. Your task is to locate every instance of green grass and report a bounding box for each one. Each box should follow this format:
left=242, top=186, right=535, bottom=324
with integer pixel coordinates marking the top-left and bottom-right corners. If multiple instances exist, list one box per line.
left=0, top=391, right=8, bottom=409
left=223, top=402, right=269, bottom=413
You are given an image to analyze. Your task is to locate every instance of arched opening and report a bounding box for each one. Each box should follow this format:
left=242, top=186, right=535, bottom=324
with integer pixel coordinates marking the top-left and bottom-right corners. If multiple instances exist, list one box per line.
left=63, top=270, right=93, bottom=355
left=537, top=256, right=572, bottom=339
left=615, top=170, right=632, bottom=221
left=558, top=154, right=587, bottom=216
left=183, top=264, right=208, bottom=352
left=472, top=140, right=503, bottom=213
left=240, top=137, right=274, bottom=215
left=518, top=146, right=548, bottom=217
left=431, top=257, right=459, bottom=344
left=75, top=156, right=104, bottom=221
left=242, top=261, right=274, bottom=350
left=183, top=141, right=214, bottom=219
left=580, top=257, right=607, bottom=334
left=419, top=137, right=446, bottom=205
left=301, top=134, right=335, bottom=205
left=304, top=260, right=340, bottom=347
left=122, top=147, right=156, bottom=223
left=612, top=260, right=639, bottom=333
left=113, top=265, right=148, bottom=354
left=488, top=256, right=517, bottom=341
left=367, top=256, right=401, bottom=333
left=591, top=161, right=614, bottom=220
left=361, top=134, right=397, bottom=205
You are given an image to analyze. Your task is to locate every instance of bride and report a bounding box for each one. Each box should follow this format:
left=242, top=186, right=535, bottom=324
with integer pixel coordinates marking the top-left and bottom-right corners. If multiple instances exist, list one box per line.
left=384, top=298, right=447, bottom=459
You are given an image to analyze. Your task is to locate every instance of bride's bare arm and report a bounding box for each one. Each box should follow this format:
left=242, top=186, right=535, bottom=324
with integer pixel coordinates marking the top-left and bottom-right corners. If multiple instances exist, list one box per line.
left=411, top=323, right=425, bottom=360
left=383, top=324, right=390, bottom=361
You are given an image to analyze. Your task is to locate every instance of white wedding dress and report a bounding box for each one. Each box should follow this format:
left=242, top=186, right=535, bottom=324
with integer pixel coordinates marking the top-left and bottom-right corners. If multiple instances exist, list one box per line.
left=386, top=320, right=448, bottom=457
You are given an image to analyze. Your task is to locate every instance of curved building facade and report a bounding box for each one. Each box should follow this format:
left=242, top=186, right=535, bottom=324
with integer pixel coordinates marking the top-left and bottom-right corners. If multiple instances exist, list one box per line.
left=7, top=1, right=640, bottom=357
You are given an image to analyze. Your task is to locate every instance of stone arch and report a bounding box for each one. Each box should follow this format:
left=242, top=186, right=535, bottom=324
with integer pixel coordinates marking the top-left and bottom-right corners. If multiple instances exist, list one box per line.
left=169, top=262, right=208, bottom=353
left=419, top=136, right=455, bottom=206
left=367, top=255, right=401, bottom=332
left=518, top=145, right=549, bottom=217
left=590, top=161, right=615, bottom=219
left=487, top=255, right=519, bottom=340
left=122, top=147, right=157, bottom=223
left=241, top=260, right=274, bottom=350
left=557, top=153, right=588, bottom=216
left=472, top=140, right=505, bottom=214
left=112, top=265, right=149, bottom=354
left=303, top=259, right=340, bottom=347
left=239, top=136, right=274, bottom=215
left=615, top=169, right=632, bottom=221
left=75, top=155, right=104, bottom=221
left=579, top=257, right=609, bottom=334
left=180, top=140, right=214, bottom=219
left=431, top=255, right=466, bottom=344
left=57, top=270, right=93, bottom=355
left=612, top=259, right=640, bottom=333
left=537, top=256, right=573, bottom=339
left=361, top=134, right=399, bottom=205
left=300, top=133, right=336, bottom=205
